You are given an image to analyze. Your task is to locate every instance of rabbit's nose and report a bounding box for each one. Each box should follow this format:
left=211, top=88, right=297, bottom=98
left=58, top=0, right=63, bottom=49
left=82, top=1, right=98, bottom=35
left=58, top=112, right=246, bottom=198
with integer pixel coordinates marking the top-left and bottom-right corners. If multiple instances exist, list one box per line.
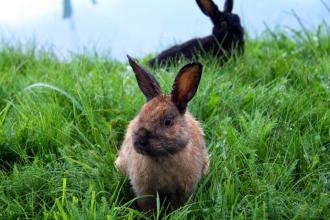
left=133, top=128, right=151, bottom=155
left=220, top=21, right=228, bottom=28
left=134, top=128, right=151, bottom=146
left=136, top=135, right=148, bottom=146
left=135, top=128, right=150, bottom=139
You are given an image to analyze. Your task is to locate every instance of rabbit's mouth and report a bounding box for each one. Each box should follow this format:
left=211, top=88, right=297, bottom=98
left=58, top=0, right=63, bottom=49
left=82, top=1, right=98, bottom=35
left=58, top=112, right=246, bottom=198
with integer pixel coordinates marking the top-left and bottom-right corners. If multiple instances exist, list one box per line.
left=133, top=138, right=188, bottom=157
left=133, top=141, right=170, bottom=156
left=133, top=141, right=151, bottom=155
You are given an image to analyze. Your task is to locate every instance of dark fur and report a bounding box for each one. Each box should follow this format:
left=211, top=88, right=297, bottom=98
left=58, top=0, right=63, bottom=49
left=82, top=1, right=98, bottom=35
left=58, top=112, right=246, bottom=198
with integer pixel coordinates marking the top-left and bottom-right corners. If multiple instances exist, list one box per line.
left=149, top=0, right=244, bottom=67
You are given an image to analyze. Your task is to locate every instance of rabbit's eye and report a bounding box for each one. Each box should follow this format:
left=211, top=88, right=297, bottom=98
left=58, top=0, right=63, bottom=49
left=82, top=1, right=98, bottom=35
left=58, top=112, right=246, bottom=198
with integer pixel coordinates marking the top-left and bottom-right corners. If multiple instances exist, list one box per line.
left=164, top=116, right=174, bottom=127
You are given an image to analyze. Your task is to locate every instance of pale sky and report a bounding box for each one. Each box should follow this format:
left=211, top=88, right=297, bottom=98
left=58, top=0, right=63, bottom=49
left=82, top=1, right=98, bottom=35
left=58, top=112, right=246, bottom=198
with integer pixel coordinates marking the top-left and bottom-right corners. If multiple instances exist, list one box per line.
left=0, top=0, right=328, bottom=60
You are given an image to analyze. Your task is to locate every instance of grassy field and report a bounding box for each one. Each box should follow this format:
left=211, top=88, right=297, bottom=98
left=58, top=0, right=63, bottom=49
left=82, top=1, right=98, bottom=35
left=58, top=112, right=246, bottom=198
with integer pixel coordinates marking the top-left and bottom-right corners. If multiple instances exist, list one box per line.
left=0, top=24, right=330, bottom=219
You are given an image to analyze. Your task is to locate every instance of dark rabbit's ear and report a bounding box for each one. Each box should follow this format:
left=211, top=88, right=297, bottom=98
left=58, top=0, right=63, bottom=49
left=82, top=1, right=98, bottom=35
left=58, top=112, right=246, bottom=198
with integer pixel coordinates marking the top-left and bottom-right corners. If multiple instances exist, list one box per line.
left=171, top=63, right=203, bottom=114
left=127, top=55, right=162, bottom=101
left=224, top=0, right=233, bottom=13
left=196, top=0, right=221, bottom=24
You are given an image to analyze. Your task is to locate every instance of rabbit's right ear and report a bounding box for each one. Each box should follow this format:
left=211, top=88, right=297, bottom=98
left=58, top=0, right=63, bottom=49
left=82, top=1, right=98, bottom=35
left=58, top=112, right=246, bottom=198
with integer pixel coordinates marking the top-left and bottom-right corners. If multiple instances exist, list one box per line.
left=196, top=0, right=221, bottom=24
left=171, top=63, right=203, bottom=114
left=223, top=0, right=233, bottom=13
left=127, top=55, right=162, bottom=101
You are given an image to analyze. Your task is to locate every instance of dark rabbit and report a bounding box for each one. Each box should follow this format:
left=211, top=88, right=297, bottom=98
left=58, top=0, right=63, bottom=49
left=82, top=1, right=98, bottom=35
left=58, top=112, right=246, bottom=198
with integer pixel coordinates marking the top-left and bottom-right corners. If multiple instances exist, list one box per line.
left=149, top=0, right=244, bottom=67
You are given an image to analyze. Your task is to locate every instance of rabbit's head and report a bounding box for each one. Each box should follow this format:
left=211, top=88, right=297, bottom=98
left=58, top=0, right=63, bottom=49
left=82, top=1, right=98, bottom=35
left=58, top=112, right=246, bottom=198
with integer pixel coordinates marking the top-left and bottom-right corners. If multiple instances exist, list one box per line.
left=127, top=55, right=203, bottom=157
left=196, top=0, right=243, bottom=47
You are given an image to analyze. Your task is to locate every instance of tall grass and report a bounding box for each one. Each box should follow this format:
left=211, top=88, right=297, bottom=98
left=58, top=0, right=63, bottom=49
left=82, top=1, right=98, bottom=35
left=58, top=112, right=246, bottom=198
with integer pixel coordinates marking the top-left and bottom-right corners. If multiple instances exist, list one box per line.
left=0, top=23, right=329, bottom=219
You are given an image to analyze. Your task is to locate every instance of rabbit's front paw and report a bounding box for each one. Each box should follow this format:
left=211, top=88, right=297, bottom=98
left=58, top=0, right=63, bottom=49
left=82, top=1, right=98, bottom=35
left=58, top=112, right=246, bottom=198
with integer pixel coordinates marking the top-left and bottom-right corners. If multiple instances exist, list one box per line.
left=115, top=156, right=126, bottom=173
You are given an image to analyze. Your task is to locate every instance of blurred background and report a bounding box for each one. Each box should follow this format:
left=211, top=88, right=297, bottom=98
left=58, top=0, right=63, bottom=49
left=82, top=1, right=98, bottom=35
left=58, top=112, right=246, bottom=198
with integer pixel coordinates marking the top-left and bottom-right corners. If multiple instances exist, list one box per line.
left=0, top=0, right=329, bottom=60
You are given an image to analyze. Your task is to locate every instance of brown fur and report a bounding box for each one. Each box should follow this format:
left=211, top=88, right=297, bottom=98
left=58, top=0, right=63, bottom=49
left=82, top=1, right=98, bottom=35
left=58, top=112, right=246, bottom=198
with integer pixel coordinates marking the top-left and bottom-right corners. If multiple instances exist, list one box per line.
left=115, top=57, right=210, bottom=212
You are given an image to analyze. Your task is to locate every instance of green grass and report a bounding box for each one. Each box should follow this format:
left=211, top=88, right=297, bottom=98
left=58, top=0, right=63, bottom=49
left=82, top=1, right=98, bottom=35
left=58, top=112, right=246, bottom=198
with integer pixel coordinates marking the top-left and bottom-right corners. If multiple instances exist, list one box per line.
left=0, top=23, right=330, bottom=219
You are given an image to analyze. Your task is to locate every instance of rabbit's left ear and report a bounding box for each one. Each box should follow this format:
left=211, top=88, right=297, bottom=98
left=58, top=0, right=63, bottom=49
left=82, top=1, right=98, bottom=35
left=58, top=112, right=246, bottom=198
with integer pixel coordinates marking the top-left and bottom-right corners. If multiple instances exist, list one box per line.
left=196, top=0, right=221, bottom=25
left=171, top=63, right=203, bottom=114
left=224, top=0, right=233, bottom=13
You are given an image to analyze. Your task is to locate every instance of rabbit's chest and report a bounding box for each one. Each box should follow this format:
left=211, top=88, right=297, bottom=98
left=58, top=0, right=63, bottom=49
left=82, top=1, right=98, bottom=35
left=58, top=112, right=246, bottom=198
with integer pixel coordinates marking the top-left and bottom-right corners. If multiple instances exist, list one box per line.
left=130, top=154, right=201, bottom=193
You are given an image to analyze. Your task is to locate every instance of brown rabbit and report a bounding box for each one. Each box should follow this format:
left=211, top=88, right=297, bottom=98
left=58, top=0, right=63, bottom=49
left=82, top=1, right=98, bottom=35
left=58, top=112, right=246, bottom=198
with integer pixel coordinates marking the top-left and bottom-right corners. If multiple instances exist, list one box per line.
left=115, top=55, right=210, bottom=212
